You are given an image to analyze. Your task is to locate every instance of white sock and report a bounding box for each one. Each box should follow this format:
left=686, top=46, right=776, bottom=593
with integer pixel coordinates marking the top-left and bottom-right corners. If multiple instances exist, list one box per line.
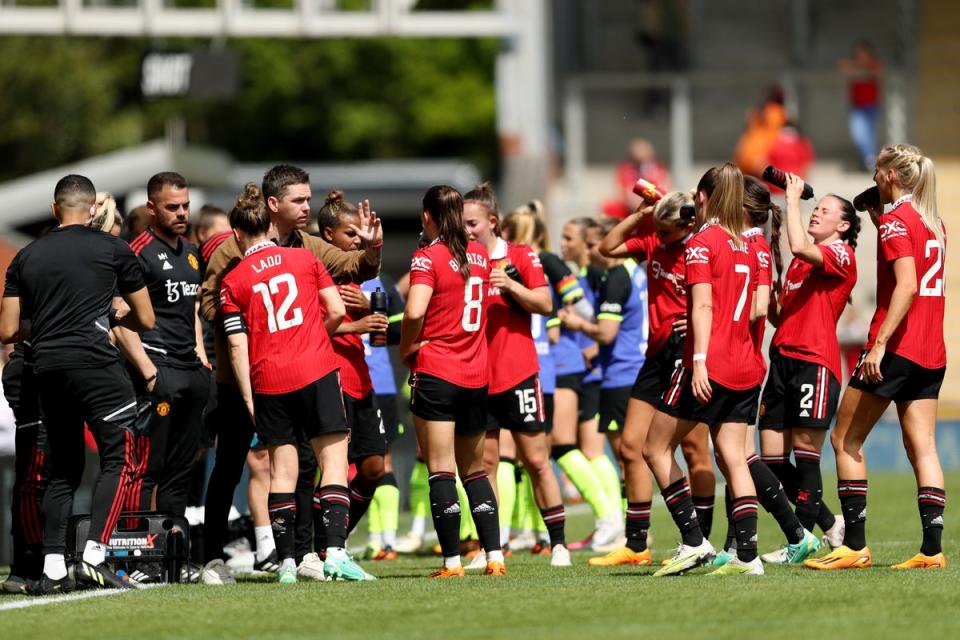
left=326, top=547, right=347, bottom=560
left=281, top=558, right=296, bottom=571
left=44, top=554, right=67, bottom=580
left=382, top=530, right=397, bottom=548
left=410, top=516, right=426, bottom=538
left=83, top=540, right=106, bottom=566
left=487, top=549, right=505, bottom=563
left=500, top=525, right=511, bottom=546
left=255, top=526, right=275, bottom=562
left=443, top=555, right=462, bottom=569
left=368, top=532, right=383, bottom=549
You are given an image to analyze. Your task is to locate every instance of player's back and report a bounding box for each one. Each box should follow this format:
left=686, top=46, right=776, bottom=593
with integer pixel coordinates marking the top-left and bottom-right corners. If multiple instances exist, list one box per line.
left=409, top=239, right=489, bottom=388
left=220, top=245, right=337, bottom=394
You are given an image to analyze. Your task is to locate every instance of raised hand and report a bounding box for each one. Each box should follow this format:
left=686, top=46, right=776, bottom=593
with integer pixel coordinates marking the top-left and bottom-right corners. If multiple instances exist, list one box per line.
left=350, top=199, right=383, bottom=247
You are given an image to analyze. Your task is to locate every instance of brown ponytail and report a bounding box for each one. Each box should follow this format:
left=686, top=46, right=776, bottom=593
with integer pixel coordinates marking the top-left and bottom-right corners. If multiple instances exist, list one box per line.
left=707, top=163, right=745, bottom=248
left=769, top=202, right=784, bottom=294
left=423, top=185, right=470, bottom=279
left=230, top=182, right=271, bottom=236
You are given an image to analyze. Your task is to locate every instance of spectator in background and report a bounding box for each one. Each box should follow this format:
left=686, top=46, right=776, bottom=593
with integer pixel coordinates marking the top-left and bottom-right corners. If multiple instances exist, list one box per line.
left=609, top=138, right=671, bottom=219
left=838, top=40, right=883, bottom=171
left=93, top=192, right=123, bottom=237
left=123, top=205, right=150, bottom=242
left=766, top=122, right=816, bottom=192
left=735, top=85, right=787, bottom=178
left=193, top=205, right=231, bottom=246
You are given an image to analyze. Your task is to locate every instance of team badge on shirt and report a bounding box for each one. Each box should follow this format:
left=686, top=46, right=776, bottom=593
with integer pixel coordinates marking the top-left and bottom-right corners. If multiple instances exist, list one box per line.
left=156, top=401, right=171, bottom=417
left=188, top=254, right=200, bottom=271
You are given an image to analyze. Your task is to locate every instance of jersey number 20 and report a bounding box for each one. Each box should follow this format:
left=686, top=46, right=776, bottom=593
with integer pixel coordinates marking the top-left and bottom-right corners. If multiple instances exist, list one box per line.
left=253, top=273, right=304, bottom=333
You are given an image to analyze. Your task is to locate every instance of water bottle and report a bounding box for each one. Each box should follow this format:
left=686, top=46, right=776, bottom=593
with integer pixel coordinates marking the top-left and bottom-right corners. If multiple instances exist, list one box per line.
left=369, top=288, right=388, bottom=347
left=762, top=166, right=814, bottom=200
left=853, top=186, right=881, bottom=212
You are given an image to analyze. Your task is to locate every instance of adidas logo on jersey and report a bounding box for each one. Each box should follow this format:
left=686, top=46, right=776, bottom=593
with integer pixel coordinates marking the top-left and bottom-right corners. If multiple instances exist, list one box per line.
left=799, top=409, right=810, bottom=417
left=163, top=261, right=174, bottom=271
left=523, top=413, right=535, bottom=423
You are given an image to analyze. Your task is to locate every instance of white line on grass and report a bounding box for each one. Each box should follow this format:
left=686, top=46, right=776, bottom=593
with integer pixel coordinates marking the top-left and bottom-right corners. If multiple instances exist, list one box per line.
left=0, top=583, right=165, bottom=613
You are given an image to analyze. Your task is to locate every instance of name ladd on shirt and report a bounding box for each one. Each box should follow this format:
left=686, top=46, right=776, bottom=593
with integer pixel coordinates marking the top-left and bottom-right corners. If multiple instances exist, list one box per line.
left=448, top=252, right=487, bottom=272
left=251, top=253, right=283, bottom=274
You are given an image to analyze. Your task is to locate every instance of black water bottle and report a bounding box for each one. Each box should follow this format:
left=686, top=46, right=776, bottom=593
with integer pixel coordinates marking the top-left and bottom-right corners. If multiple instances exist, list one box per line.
left=853, top=186, right=881, bottom=212
left=370, top=288, right=388, bottom=347
left=763, top=166, right=814, bottom=200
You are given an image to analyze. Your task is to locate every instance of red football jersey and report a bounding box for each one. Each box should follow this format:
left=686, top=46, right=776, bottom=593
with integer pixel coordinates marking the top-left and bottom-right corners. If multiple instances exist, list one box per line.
left=484, top=239, right=548, bottom=394
left=408, top=239, right=490, bottom=389
left=744, top=227, right=772, bottom=379
left=867, top=199, right=946, bottom=369
left=331, top=283, right=373, bottom=399
left=684, top=224, right=760, bottom=389
left=625, top=229, right=687, bottom=358
left=773, top=241, right=857, bottom=383
left=220, top=244, right=339, bottom=394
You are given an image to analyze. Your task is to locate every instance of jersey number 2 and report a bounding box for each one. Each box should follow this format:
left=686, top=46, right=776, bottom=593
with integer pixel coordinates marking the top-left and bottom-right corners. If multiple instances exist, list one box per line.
left=462, top=276, right=483, bottom=332
left=919, top=240, right=944, bottom=297
left=253, top=273, right=304, bottom=333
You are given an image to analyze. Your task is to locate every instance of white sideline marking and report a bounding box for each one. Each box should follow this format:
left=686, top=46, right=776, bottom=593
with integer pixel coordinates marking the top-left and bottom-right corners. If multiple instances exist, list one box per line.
left=0, top=583, right=165, bottom=612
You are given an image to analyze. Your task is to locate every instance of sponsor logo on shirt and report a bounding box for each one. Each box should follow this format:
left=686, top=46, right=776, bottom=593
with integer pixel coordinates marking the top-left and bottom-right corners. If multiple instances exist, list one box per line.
left=650, top=260, right=685, bottom=294
left=410, top=256, right=432, bottom=272
left=757, top=251, right=770, bottom=269
left=879, top=220, right=908, bottom=242
left=830, top=243, right=851, bottom=267
left=685, top=246, right=709, bottom=265
left=599, top=302, right=622, bottom=314
left=165, top=280, right=200, bottom=303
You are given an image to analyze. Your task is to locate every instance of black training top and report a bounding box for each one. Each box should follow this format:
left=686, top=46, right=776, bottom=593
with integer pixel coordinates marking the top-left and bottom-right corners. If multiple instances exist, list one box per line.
left=3, top=225, right=145, bottom=374
left=129, top=228, right=203, bottom=367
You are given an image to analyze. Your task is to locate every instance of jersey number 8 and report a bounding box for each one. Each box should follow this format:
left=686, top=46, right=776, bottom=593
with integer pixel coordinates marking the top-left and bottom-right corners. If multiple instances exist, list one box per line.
left=253, top=273, right=304, bottom=333
left=462, top=276, right=484, bottom=332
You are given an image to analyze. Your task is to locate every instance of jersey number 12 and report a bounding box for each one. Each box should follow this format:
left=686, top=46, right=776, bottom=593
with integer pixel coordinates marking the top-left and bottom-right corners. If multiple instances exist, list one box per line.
left=253, top=273, right=304, bottom=333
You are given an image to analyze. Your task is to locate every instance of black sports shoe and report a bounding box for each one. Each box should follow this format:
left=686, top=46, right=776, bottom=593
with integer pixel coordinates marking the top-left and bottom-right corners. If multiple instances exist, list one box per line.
left=128, top=562, right=164, bottom=584
left=26, top=574, right=76, bottom=596
left=76, top=561, right=134, bottom=590
left=253, top=550, right=280, bottom=573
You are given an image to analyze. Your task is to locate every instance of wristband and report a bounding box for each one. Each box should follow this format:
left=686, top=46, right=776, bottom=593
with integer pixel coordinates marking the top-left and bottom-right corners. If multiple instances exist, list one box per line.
left=108, top=307, right=120, bottom=328
left=368, top=240, right=384, bottom=250
left=692, top=353, right=707, bottom=362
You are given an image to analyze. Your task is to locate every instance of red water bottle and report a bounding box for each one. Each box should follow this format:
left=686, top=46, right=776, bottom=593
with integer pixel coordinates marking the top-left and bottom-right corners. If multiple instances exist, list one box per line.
left=632, top=178, right=665, bottom=204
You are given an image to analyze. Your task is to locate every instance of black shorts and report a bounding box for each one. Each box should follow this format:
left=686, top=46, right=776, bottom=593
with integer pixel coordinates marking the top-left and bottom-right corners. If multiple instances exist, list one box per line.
left=37, top=362, right=138, bottom=430
left=253, top=370, right=348, bottom=446
left=580, top=380, right=601, bottom=423
left=409, top=373, right=488, bottom=436
left=486, top=375, right=547, bottom=433
left=543, top=393, right=554, bottom=435
left=376, top=393, right=401, bottom=446
left=759, top=351, right=841, bottom=430
left=631, top=333, right=684, bottom=405
left=848, top=349, right=945, bottom=402
left=598, top=386, right=631, bottom=433
left=663, top=363, right=760, bottom=425
left=555, top=374, right=583, bottom=393
left=345, top=392, right=388, bottom=461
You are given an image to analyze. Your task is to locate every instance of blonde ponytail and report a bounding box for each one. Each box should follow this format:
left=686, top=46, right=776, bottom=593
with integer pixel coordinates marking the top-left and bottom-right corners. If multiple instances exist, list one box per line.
left=878, top=144, right=944, bottom=248
left=706, top=162, right=745, bottom=248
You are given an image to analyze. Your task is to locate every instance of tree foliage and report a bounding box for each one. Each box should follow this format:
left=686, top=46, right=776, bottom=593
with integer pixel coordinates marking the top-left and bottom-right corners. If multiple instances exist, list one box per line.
left=0, top=30, right=498, bottom=181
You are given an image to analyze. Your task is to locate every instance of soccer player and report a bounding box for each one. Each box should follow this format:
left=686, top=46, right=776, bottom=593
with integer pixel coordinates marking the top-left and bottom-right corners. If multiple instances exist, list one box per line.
left=462, top=183, right=571, bottom=568
left=1, top=342, right=47, bottom=593
left=199, top=164, right=381, bottom=584
left=399, top=185, right=503, bottom=578
left=555, top=218, right=622, bottom=548
left=590, top=193, right=715, bottom=566
left=644, top=163, right=764, bottom=577
left=755, top=174, right=858, bottom=564
left=1, top=174, right=156, bottom=594
left=710, top=176, right=820, bottom=566
left=808, top=144, right=948, bottom=570
left=315, top=191, right=388, bottom=554
left=220, top=183, right=369, bottom=584
left=114, top=172, right=210, bottom=528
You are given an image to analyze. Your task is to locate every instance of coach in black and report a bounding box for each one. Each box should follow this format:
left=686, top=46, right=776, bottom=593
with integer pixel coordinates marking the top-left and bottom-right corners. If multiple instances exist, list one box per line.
left=0, top=174, right=155, bottom=595
left=117, top=172, right=210, bottom=523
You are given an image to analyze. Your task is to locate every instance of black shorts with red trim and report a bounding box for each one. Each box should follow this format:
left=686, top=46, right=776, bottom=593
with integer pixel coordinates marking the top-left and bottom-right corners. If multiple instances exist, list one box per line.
left=253, top=370, right=348, bottom=446
left=662, top=362, right=760, bottom=425
left=542, top=393, right=554, bottom=434
left=759, top=350, right=841, bottom=430
left=598, top=386, right=631, bottom=433
left=486, top=374, right=547, bottom=433
left=631, top=332, right=684, bottom=405
left=345, top=391, right=388, bottom=461
left=409, top=372, right=488, bottom=436
left=848, top=349, right=945, bottom=402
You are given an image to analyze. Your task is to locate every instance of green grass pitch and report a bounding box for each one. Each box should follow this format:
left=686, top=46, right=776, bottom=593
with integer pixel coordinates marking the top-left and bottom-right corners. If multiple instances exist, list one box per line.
left=2, top=472, right=959, bottom=639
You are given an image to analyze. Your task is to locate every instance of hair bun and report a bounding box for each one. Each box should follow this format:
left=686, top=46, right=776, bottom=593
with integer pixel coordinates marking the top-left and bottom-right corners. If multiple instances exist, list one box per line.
left=237, top=182, right=263, bottom=210
left=325, top=190, right=345, bottom=207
